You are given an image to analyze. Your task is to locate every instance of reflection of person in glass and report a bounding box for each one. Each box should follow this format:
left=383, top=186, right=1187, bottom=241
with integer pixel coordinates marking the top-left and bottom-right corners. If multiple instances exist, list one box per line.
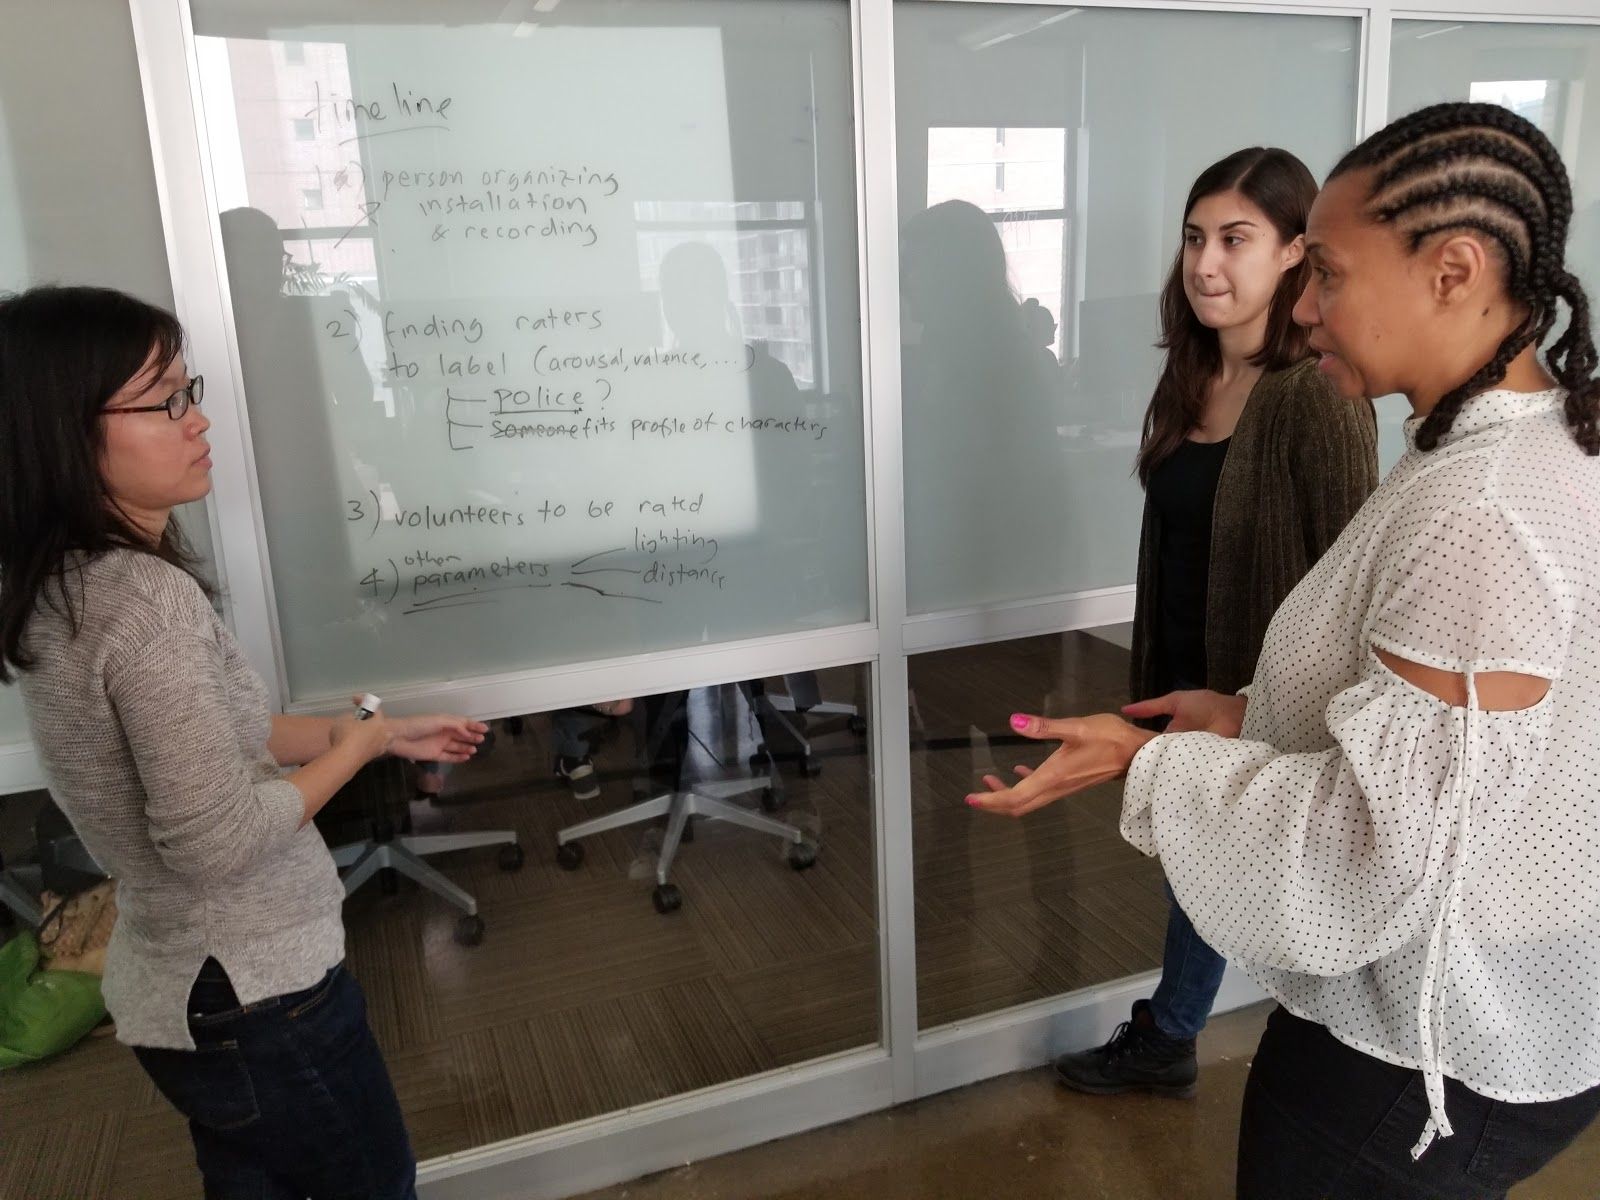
left=655, top=237, right=842, bottom=615
left=973, top=104, right=1600, bottom=1195
left=220, top=207, right=376, bottom=419
left=899, top=199, right=1062, bottom=606
left=657, top=240, right=808, bottom=534
left=1045, top=148, right=1378, bottom=1099
left=0, top=286, right=487, bottom=1199
left=658, top=238, right=800, bottom=405
left=1019, top=295, right=1064, bottom=379
left=220, top=207, right=379, bottom=644
left=899, top=199, right=1066, bottom=965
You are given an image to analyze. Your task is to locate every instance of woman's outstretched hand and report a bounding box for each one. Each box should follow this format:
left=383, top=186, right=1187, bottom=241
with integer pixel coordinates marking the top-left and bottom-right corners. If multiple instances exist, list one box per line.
left=966, top=712, right=1155, bottom=818
left=1122, top=689, right=1247, bottom=737
left=384, top=712, right=490, bottom=764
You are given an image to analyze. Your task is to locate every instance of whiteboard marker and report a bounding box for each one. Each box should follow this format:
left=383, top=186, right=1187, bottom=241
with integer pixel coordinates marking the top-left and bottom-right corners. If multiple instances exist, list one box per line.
left=355, top=693, right=382, bottom=720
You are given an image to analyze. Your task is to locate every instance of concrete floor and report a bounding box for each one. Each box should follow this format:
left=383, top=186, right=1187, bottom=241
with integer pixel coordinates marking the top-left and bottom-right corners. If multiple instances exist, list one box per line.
left=577, top=1003, right=1600, bottom=1200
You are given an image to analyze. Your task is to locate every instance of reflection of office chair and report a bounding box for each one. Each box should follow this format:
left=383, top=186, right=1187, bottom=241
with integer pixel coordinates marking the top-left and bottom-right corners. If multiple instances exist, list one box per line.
left=0, top=799, right=105, bottom=928
left=555, top=686, right=817, bottom=914
left=747, top=673, right=866, bottom=778
left=328, top=759, right=523, bottom=945
left=0, top=853, right=41, bottom=926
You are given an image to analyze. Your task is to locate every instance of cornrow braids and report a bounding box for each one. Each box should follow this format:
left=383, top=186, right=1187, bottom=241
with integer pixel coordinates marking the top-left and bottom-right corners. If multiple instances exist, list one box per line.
left=1331, top=102, right=1600, bottom=455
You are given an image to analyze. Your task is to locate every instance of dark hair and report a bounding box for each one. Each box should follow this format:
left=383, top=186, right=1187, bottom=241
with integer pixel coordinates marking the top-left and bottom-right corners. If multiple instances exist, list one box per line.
left=901, top=199, right=1025, bottom=345
left=0, top=285, right=211, bottom=682
left=1328, top=101, right=1599, bottom=455
left=1138, top=147, right=1318, bottom=485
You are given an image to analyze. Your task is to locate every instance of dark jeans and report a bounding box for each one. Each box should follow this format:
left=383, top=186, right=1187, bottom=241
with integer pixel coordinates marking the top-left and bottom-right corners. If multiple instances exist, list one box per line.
left=1145, top=670, right=1228, bottom=1042
left=132, top=959, right=416, bottom=1200
left=552, top=706, right=605, bottom=759
left=1238, top=1005, right=1600, bottom=1199
left=1148, top=882, right=1228, bottom=1040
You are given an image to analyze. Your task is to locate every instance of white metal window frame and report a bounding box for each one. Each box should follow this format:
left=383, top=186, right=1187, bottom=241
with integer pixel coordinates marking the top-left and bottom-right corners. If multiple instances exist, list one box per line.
left=0, top=1, right=1592, bottom=1196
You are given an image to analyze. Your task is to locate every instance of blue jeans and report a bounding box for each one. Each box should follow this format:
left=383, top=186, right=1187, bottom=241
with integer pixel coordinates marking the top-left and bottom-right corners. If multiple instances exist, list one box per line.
left=1145, top=669, right=1227, bottom=1041
left=1148, top=882, right=1228, bottom=1041
left=132, top=960, right=416, bottom=1200
left=552, top=707, right=604, bottom=759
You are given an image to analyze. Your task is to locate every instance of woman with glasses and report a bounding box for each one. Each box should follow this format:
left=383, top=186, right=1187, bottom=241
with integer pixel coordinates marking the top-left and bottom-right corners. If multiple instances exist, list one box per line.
left=0, top=285, right=485, bottom=1199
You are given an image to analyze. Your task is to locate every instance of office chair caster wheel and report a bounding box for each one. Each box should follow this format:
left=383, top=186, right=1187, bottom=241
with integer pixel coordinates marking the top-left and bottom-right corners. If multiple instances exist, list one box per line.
left=848, top=715, right=868, bottom=736
left=455, top=914, right=485, bottom=946
left=800, top=756, right=823, bottom=779
left=556, top=841, right=584, bottom=870
left=498, top=843, right=525, bottom=871
left=748, top=749, right=769, bottom=771
left=760, top=787, right=783, bottom=813
left=787, top=842, right=818, bottom=871
left=652, top=883, right=683, bottom=914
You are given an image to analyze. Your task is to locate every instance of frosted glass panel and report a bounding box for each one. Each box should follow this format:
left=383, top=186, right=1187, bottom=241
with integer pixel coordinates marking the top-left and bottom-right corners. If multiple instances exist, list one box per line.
left=193, top=0, right=866, bottom=703
left=1390, top=20, right=1600, bottom=473
left=910, top=625, right=1162, bottom=1031
left=0, top=2, right=174, bottom=304
left=0, top=0, right=179, bottom=749
left=896, top=4, right=1360, bottom=615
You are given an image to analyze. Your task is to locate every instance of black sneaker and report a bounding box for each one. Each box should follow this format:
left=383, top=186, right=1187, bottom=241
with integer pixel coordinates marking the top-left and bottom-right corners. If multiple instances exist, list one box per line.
left=555, top=755, right=599, bottom=801
left=1053, top=999, right=1198, bottom=1098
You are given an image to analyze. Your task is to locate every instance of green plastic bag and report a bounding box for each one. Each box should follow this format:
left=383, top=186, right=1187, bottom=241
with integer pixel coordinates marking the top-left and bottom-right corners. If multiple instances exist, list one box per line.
left=0, top=929, right=107, bottom=1069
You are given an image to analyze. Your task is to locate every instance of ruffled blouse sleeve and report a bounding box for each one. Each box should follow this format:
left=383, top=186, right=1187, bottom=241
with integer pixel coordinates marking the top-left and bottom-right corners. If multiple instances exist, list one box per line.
left=1120, top=499, right=1574, bottom=1155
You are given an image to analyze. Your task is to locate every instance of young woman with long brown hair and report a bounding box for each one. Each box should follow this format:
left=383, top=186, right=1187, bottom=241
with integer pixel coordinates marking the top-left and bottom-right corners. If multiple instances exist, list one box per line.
left=1053, top=147, right=1377, bottom=1099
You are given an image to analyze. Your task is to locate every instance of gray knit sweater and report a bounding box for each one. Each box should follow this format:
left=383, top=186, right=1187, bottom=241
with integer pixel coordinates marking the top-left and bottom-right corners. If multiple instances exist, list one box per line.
left=19, top=550, right=344, bottom=1050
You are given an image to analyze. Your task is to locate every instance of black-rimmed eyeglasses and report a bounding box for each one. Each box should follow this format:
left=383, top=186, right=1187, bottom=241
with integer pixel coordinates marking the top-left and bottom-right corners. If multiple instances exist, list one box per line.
left=103, top=376, right=204, bottom=421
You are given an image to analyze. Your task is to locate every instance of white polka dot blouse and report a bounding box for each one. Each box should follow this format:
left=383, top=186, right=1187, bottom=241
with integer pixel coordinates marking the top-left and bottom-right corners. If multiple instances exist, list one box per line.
left=1123, top=387, right=1600, bottom=1158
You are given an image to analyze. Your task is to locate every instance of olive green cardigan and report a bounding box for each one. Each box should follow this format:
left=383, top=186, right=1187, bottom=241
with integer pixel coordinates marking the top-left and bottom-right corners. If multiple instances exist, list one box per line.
left=1129, top=357, right=1379, bottom=702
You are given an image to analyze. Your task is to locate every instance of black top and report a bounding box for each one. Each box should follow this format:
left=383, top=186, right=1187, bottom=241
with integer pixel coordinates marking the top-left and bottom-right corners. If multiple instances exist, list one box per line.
left=1130, top=360, right=1379, bottom=706
left=1147, top=437, right=1231, bottom=689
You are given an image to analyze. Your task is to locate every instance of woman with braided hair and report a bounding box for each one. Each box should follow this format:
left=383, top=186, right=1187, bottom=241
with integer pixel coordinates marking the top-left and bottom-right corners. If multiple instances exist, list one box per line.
left=970, top=101, right=1600, bottom=1197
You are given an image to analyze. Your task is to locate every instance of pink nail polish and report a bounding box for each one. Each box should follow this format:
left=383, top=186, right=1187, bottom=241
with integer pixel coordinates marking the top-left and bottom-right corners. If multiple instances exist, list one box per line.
left=965, top=796, right=980, bottom=807
left=1010, top=714, right=1029, bottom=732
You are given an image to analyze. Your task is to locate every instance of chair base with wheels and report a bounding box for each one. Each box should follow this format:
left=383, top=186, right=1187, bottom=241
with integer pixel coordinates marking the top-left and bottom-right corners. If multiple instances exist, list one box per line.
left=748, top=673, right=867, bottom=778
left=556, top=774, right=816, bottom=914
left=329, top=761, right=523, bottom=945
left=332, top=832, right=523, bottom=945
left=554, top=689, right=818, bottom=913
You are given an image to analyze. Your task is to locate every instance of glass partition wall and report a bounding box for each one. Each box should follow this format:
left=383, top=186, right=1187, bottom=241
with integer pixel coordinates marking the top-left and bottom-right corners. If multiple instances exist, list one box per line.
left=1, top=3, right=1597, bottom=1199
left=893, top=2, right=1361, bottom=1029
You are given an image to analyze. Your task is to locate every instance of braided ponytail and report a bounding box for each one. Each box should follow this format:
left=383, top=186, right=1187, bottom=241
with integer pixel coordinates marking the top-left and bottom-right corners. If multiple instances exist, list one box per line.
left=1552, top=269, right=1600, bottom=454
